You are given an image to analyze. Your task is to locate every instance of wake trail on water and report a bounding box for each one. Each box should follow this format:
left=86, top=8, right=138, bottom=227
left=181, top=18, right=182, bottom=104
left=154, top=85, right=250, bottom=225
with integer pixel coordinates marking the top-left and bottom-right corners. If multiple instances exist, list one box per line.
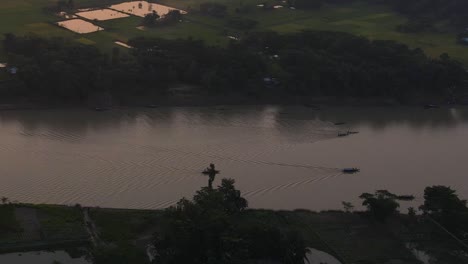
left=138, top=144, right=340, bottom=171
left=243, top=172, right=343, bottom=198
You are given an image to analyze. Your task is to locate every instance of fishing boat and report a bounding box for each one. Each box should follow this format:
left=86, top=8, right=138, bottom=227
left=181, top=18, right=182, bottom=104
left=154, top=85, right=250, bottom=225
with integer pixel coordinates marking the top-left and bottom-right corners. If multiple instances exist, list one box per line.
left=343, top=168, right=360, bottom=174
left=303, top=103, right=321, bottom=110
left=338, top=132, right=349, bottom=137
left=94, top=107, right=109, bottom=112
left=424, top=104, right=439, bottom=109
left=146, top=104, right=158, bottom=108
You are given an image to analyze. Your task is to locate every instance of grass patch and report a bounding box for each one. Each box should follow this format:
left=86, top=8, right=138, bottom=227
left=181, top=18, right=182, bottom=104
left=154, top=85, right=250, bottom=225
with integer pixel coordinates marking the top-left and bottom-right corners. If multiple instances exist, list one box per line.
left=0, top=205, right=24, bottom=245
left=35, top=205, right=88, bottom=241
left=90, top=208, right=162, bottom=243
left=0, top=205, right=21, bottom=233
left=77, top=37, right=95, bottom=45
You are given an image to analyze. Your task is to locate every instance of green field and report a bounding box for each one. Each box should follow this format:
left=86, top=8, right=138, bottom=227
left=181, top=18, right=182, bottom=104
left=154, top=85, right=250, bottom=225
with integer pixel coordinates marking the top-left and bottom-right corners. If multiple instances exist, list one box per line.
left=0, top=0, right=467, bottom=65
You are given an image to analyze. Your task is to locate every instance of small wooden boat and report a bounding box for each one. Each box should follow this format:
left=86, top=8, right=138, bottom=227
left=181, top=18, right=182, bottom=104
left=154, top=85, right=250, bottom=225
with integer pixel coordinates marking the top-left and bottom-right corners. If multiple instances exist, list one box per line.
left=146, top=104, right=158, bottom=108
left=343, top=168, right=360, bottom=174
left=338, top=132, right=349, bottom=137
left=334, top=122, right=346, bottom=125
left=424, top=104, right=439, bottom=109
left=94, top=107, right=109, bottom=112
left=304, top=103, right=321, bottom=110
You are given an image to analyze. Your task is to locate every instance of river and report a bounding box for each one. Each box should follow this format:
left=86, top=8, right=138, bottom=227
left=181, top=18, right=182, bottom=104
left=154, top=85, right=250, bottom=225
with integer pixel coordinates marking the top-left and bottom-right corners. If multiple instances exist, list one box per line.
left=0, top=106, right=466, bottom=210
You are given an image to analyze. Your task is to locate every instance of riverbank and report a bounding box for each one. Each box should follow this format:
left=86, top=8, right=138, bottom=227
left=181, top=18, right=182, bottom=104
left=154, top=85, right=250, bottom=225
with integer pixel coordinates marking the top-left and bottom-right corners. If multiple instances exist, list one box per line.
left=1, top=203, right=467, bottom=263
left=0, top=93, right=463, bottom=111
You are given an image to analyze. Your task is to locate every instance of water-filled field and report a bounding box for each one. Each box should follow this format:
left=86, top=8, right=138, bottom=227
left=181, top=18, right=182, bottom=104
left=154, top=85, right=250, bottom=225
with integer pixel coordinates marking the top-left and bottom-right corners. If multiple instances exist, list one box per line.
left=57, top=19, right=103, bottom=34
left=76, top=9, right=129, bottom=21
left=109, top=1, right=187, bottom=17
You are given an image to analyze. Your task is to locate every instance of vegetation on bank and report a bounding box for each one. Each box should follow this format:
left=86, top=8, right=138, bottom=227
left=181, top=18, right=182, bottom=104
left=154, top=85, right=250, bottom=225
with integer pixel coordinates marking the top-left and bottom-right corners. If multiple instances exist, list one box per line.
left=0, top=202, right=21, bottom=234
left=1, top=31, right=467, bottom=104
left=1, top=0, right=468, bottom=66
left=1, top=176, right=468, bottom=263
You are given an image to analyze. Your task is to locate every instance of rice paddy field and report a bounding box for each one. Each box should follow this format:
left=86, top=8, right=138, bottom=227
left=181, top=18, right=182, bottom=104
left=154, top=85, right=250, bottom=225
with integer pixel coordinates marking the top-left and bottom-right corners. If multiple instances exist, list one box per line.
left=0, top=0, right=467, bottom=65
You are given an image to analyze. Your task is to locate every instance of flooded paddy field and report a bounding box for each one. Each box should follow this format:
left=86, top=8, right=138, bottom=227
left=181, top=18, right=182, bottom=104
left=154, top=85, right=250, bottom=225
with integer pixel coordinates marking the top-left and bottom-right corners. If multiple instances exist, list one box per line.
left=109, top=1, right=187, bottom=17
left=76, top=9, right=130, bottom=21
left=57, top=19, right=103, bottom=34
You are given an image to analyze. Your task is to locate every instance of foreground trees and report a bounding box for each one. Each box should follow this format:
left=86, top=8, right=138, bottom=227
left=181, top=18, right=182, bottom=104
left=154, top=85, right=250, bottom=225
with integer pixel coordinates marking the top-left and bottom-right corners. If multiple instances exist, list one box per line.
left=360, top=186, right=468, bottom=240
left=420, top=185, right=468, bottom=235
left=153, top=178, right=309, bottom=264
left=359, top=190, right=414, bottom=222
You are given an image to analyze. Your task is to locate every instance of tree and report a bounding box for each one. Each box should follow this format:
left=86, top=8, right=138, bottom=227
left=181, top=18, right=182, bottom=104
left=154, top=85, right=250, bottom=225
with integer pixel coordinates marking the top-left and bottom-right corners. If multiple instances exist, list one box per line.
left=161, top=10, right=182, bottom=25
left=407, top=207, right=416, bottom=218
left=420, top=186, right=467, bottom=216
left=420, top=185, right=468, bottom=234
left=1, top=197, right=8, bottom=204
left=152, top=176, right=307, bottom=264
left=359, top=190, right=414, bottom=222
left=342, top=201, right=354, bottom=213
left=142, top=11, right=160, bottom=27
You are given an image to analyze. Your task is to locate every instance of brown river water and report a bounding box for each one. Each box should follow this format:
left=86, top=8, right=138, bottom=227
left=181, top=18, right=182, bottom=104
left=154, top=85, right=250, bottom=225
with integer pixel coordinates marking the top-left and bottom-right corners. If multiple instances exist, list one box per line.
left=0, top=106, right=466, bottom=210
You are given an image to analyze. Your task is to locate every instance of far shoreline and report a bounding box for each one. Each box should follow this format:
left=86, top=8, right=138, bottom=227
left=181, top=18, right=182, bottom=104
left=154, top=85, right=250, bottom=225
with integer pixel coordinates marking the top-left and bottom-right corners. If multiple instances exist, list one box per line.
left=0, top=94, right=462, bottom=111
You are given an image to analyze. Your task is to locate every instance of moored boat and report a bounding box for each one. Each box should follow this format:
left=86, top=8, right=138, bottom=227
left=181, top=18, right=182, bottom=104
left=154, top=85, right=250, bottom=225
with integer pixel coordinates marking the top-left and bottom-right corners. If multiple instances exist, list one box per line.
left=343, top=168, right=360, bottom=173
left=424, top=104, right=439, bottom=109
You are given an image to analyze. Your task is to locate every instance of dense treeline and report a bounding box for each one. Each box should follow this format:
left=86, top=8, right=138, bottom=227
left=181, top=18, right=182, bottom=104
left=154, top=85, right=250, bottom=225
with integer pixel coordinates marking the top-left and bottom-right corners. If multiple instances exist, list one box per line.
left=2, top=30, right=467, bottom=104
left=130, top=30, right=467, bottom=101
left=242, top=31, right=466, bottom=100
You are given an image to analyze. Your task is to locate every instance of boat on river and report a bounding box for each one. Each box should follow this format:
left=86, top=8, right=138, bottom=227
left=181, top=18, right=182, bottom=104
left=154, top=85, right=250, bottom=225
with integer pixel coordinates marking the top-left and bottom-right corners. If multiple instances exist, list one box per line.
left=424, top=104, right=439, bottom=109
left=303, top=103, right=321, bottom=110
left=338, top=130, right=359, bottom=137
left=343, top=168, right=360, bottom=174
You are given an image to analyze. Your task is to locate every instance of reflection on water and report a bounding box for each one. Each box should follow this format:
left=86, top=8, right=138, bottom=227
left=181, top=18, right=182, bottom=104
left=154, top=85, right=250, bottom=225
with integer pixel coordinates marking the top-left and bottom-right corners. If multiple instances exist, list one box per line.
left=306, top=248, right=342, bottom=264
left=0, top=250, right=91, bottom=264
left=406, top=243, right=433, bottom=264
left=0, top=106, right=466, bottom=210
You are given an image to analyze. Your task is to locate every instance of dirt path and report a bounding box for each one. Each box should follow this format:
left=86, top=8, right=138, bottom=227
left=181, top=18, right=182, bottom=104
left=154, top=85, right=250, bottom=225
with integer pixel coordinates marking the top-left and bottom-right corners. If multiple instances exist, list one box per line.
left=83, top=207, right=102, bottom=247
